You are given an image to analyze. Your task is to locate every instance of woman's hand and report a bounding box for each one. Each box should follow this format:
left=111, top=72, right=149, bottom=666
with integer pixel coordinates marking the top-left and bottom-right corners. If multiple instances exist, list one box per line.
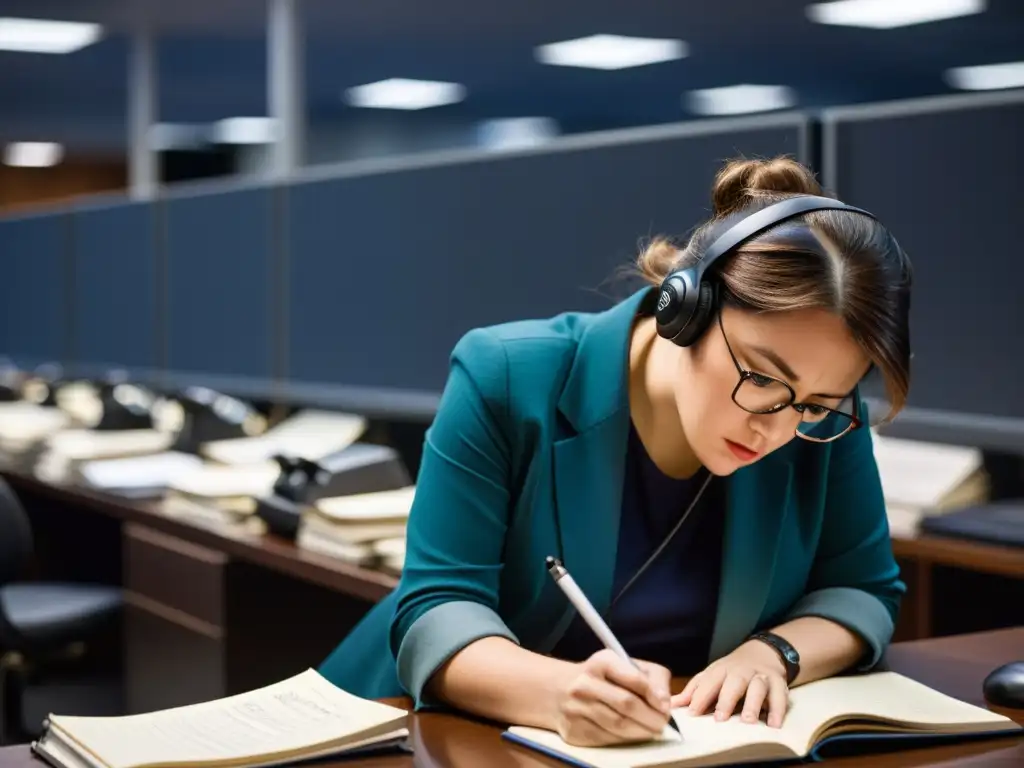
left=671, top=641, right=790, bottom=728
left=553, top=649, right=673, bottom=746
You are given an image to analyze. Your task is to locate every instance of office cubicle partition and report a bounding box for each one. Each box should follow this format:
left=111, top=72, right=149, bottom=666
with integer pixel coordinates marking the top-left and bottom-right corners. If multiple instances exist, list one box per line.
left=283, top=113, right=812, bottom=416
left=0, top=112, right=811, bottom=414
left=160, top=185, right=280, bottom=397
left=822, top=89, right=1024, bottom=451
left=0, top=210, right=69, bottom=369
left=70, top=198, right=160, bottom=380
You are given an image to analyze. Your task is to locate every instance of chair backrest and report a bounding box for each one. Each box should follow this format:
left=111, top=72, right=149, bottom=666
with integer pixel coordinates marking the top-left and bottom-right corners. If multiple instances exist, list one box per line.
left=0, top=477, right=33, bottom=586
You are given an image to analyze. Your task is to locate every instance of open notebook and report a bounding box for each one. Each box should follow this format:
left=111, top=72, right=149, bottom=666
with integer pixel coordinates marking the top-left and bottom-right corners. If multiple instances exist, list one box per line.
left=504, top=671, right=1022, bottom=768
left=31, top=669, right=409, bottom=768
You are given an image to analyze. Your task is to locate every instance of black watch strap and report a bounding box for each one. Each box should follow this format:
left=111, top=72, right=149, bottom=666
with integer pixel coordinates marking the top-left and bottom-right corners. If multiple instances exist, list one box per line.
left=749, top=631, right=800, bottom=684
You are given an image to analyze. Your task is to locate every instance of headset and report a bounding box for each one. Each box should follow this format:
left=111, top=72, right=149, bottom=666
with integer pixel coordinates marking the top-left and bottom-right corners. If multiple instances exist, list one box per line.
left=654, top=194, right=909, bottom=347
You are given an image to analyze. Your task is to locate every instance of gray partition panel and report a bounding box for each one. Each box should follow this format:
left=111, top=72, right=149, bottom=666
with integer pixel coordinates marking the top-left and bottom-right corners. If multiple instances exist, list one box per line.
left=286, top=115, right=810, bottom=417
left=0, top=212, right=68, bottom=367
left=70, top=199, right=159, bottom=378
left=824, top=92, right=1024, bottom=449
left=162, top=186, right=276, bottom=395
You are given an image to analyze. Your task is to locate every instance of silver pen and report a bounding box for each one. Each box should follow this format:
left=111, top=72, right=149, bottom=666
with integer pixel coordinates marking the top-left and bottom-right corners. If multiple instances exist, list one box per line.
left=546, top=556, right=683, bottom=738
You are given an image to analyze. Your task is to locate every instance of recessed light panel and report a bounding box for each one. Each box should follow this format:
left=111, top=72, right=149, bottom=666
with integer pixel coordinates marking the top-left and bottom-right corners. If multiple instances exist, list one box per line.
left=0, top=17, right=102, bottom=53
left=535, top=34, right=688, bottom=70
left=945, top=61, right=1024, bottom=90
left=4, top=142, right=64, bottom=167
left=806, top=0, right=986, bottom=30
left=685, top=84, right=797, bottom=116
left=344, top=78, right=467, bottom=110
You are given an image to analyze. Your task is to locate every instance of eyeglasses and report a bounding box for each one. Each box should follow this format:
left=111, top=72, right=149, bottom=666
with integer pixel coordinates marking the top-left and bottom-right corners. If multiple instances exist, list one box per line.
left=717, top=313, right=862, bottom=443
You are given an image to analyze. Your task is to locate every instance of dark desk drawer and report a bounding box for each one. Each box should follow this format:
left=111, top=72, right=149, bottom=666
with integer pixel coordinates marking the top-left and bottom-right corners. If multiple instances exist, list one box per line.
left=123, top=523, right=228, bottom=628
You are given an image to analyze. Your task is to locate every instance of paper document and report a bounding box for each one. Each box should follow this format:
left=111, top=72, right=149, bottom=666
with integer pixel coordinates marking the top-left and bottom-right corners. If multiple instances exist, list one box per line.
left=47, top=669, right=408, bottom=768
left=871, top=432, right=982, bottom=509
left=79, top=452, right=205, bottom=490
left=202, top=410, right=367, bottom=466
left=315, top=486, right=416, bottom=522
left=46, top=429, right=174, bottom=461
left=0, top=402, right=70, bottom=443
left=168, top=462, right=281, bottom=499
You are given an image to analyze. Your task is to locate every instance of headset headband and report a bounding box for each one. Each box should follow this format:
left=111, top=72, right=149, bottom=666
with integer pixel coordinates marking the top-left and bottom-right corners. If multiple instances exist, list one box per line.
left=693, top=195, right=876, bottom=280
left=655, top=193, right=906, bottom=348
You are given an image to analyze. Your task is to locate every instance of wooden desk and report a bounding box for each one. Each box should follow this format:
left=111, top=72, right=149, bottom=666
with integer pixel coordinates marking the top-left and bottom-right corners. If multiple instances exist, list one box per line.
left=5, top=460, right=1024, bottom=715
left=891, top=533, right=1024, bottom=642
left=1, top=628, right=1021, bottom=768
left=1, top=467, right=399, bottom=714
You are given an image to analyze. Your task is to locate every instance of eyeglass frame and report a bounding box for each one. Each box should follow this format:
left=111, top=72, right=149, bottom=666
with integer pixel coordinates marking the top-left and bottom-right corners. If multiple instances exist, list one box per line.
left=716, top=311, right=863, bottom=443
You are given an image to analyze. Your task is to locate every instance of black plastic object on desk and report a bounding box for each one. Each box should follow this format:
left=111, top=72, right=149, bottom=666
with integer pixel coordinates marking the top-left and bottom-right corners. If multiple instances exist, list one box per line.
left=919, top=500, right=1024, bottom=548
left=167, top=386, right=265, bottom=455
left=255, top=443, right=411, bottom=540
left=94, top=374, right=156, bottom=431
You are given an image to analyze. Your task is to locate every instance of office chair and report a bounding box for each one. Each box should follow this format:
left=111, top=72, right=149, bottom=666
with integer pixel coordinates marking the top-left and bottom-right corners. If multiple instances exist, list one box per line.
left=0, top=478, right=122, bottom=743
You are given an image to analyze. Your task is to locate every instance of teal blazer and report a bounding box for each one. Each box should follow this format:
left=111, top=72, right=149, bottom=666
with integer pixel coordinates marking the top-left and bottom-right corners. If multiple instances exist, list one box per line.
left=319, top=287, right=905, bottom=706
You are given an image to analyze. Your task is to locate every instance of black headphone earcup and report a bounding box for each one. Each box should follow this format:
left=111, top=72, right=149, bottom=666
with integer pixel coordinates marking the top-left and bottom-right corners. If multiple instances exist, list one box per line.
left=671, top=280, right=716, bottom=347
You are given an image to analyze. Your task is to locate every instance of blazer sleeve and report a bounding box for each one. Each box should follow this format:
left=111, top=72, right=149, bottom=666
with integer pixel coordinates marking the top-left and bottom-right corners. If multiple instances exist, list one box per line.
left=389, top=327, right=520, bottom=708
left=782, top=402, right=906, bottom=669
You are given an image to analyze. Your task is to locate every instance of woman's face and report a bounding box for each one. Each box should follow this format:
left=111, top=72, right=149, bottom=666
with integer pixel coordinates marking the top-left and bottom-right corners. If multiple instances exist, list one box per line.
left=675, top=305, right=870, bottom=476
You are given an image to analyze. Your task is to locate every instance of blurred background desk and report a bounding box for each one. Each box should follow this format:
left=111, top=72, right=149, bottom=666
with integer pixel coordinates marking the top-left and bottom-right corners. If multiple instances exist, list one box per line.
left=1, top=465, right=397, bottom=718
left=5, top=458, right=1024, bottom=721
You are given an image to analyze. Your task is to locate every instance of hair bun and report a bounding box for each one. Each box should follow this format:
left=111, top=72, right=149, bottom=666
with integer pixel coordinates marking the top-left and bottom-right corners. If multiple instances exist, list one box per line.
left=711, top=156, right=823, bottom=217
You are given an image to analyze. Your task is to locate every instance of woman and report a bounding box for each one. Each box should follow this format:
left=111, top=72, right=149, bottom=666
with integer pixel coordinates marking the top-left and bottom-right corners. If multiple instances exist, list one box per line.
left=319, top=156, right=911, bottom=747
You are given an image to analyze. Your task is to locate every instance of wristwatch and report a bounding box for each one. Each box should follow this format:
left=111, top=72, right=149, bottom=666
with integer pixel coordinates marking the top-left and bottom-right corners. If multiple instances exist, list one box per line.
left=748, top=631, right=800, bottom=684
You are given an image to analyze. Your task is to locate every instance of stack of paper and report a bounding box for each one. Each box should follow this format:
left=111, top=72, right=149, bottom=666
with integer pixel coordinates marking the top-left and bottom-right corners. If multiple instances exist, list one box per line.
left=297, top=486, right=415, bottom=566
left=78, top=451, right=205, bottom=495
left=31, top=668, right=409, bottom=768
left=161, top=463, right=282, bottom=534
left=373, top=537, right=406, bottom=575
left=36, top=429, right=175, bottom=484
left=0, top=402, right=70, bottom=453
left=201, top=410, right=367, bottom=465
left=871, top=431, right=988, bottom=538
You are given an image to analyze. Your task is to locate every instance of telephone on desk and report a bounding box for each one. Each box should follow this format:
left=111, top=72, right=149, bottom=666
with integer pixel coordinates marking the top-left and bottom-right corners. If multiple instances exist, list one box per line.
left=167, top=386, right=266, bottom=454
left=93, top=374, right=156, bottom=431
left=255, top=443, right=411, bottom=539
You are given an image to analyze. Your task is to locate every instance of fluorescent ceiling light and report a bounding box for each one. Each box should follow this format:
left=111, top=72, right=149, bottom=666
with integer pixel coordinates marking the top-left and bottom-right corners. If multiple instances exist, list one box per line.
left=344, top=78, right=466, bottom=110
left=685, top=84, right=797, bottom=116
left=4, top=142, right=63, bottom=167
left=211, top=117, right=278, bottom=144
left=534, top=34, right=688, bottom=70
left=806, top=0, right=986, bottom=29
left=0, top=17, right=102, bottom=53
left=478, top=117, right=559, bottom=150
left=945, top=61, right=1024, bottom=90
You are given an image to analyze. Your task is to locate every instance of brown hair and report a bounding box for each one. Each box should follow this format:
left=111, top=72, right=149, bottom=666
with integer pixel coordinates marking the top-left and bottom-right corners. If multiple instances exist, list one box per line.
left=637, top=155, right=912, bottom=420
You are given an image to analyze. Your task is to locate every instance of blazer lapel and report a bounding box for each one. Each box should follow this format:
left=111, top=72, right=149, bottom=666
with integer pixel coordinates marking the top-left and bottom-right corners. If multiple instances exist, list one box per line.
left=540, top=287, right=654, bottom=648
left=709, top=460, right=794, bottom=660
left=552, top=410, right=630, bottom=618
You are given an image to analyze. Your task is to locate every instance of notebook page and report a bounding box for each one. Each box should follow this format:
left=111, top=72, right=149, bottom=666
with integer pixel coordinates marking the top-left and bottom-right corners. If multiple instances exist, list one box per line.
left=314, top=486, right=416, bottom=522
left=49, top=669, right=408, bottom=768
left=507, top=711, right=800, bottom=768
left=202, top=411, right=366, bottom=466
left=783, top=671, right=1017, bottom=745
